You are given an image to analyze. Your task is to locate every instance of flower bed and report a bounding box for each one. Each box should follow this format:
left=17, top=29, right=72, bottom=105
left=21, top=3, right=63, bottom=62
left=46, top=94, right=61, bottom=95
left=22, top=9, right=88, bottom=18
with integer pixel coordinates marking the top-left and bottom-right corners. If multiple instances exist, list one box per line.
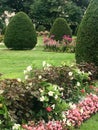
left=21, top=93, right=98, bottom=130
left=0, top=63, right=98, bottom=129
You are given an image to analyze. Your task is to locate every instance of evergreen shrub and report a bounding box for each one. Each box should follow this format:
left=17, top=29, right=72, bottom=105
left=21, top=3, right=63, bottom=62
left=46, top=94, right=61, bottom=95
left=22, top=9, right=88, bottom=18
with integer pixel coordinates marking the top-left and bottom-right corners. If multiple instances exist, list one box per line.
left=4, top=12, right=37, bottom=50
left=75, top=0, right=98, bottom=66
left=50, top=18, right=72, bottom=41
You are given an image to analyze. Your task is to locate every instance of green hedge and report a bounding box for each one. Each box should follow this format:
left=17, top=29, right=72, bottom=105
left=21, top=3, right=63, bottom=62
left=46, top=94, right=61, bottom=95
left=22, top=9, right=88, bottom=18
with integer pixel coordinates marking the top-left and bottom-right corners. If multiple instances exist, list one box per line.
left=4, top=12, right=37, bottom=50
left=75, top=0, right=98, bottom=66
left=50, top=17, right=72, bottom=41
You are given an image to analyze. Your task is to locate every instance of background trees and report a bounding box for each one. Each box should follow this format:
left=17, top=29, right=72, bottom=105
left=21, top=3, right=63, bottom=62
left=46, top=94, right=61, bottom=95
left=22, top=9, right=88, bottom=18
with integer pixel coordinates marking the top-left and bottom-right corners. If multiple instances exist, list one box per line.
left=0, top=0, right=90, bottom=34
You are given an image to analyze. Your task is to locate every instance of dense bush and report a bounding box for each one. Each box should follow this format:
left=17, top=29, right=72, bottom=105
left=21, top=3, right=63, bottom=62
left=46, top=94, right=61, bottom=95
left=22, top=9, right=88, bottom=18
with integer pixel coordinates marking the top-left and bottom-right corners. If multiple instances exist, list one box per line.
left=0, top=63, right=97, bottom=126
left=24, top=63, right=94, bottom=103
left=37, top=25, right=46, bottom=32
left=4, top=12, right=37, bottom=50
left=50, top=18, right=72, bottom=41
left=0, top=78, right=68, bottom=124
left=77, top=62, right=98, bottom=80
left=75, top=0, right=98, bottom=66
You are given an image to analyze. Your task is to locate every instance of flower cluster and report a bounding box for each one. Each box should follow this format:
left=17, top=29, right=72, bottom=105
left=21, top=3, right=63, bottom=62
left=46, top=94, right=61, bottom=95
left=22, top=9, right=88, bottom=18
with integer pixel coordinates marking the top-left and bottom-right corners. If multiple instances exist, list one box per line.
left=22, top=121, right=66, bottom=130
left=21, top=93, right=98, bottom=130
left=65, top=93, right=98, bottom=127
left=43, top=35, right=72, bottom=52
left=37, top=82, right=68, bottom=121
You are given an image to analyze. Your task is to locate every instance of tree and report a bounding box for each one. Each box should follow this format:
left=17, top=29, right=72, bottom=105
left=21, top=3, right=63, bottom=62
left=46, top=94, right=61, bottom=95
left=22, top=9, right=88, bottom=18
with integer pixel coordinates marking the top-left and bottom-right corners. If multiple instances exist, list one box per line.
left=30, top=0, right=66, bottom=30
left=0, top=0, right=90, bottom=33
left=4, top=12, right=37, bottom=50
left=50, top=17, right=72, bottom=41
left=75, top=0, right=98, bottom=66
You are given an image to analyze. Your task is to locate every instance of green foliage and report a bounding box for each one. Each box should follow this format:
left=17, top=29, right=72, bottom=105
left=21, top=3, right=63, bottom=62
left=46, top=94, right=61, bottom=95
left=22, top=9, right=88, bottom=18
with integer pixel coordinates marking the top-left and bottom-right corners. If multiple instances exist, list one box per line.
left=4, top=11, right=37, bottom=50
left=0, top=95, right=13, bottom=129
left=0, top=78, right=68, bottom=123
left=0, top=35, right=4, bottom=42
left=77, top=62, right=98, bottom=80
left=37, top=25, right=46, bottom=32
left=75, top=0, right=98, bottom=66
left=24, top=63, right=94, bottom=103
left=50, top=18, right=72, bottom=41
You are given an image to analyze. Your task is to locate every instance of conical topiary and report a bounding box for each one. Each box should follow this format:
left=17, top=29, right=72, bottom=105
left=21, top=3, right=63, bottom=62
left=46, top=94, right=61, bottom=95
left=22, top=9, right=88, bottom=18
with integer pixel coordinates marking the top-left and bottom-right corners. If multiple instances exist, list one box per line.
left=75, top=0, right=98, bottom=66
left=4, top=12, right=37, bottom=50
left=50, top=17, right=72, bottom=41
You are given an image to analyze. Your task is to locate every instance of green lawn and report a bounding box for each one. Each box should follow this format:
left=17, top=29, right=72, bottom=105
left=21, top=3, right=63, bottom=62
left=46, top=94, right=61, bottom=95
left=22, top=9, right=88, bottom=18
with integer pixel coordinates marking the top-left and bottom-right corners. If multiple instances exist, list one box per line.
left=0, top=37, right=75, bottom=79
left=74, top=113, right=98, bottom=130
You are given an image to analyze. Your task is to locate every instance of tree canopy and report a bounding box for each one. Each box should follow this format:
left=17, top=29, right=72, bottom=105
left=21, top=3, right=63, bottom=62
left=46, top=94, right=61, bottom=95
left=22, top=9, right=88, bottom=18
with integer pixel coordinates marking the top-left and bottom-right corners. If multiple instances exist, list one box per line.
left=0, top=0, right=90, bottom=34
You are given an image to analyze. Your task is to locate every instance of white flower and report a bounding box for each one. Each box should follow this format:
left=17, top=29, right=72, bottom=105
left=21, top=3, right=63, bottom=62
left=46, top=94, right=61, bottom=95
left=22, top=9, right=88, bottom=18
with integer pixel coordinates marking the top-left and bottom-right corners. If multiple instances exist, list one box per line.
left=0, top=90, right=4, bottom=94
left=69, top=103, right=76, bottom=109
left=77, top=69, right=81, bottom=74
left=80, top=108, right=84, bottom=114
left=54, top=95, right=58, bottom=99
left=70, top=77, right=73, bottom=80
left=77, top=82, right=80, bottom=86
left=12, top=123, right=20, bottom=130
left=17, top=78, right=21, bottom=82
left=39, top=88, right=44, bottom=93
left=26, top=66, right=32, bottom=72
left=29, top=82, right=32, bottom=86
left=88, top=71, right=92, bottom=75
left=53, top=85, right=57, bottom=90
left=25, top=75, right=29, bottom=80
left=48, top=91, right=54, bottom=96
left=38, top=75, right=42, bottom=79
left=66, top=120, right=72, bottom=126
left=46, top=63, right=51, bottom=67
left=24, top=70, right=27, bottom=74
left=40, top=96, right=45, bottom=102
left=59, top=87, right=64, bottom=91
left=82, top=71, right=84, bottom=74
left=51, top=104, right=55, bottom=109
left=68, top=72, right=73, bottom=76
left=42, top=61, right=46, bottom=67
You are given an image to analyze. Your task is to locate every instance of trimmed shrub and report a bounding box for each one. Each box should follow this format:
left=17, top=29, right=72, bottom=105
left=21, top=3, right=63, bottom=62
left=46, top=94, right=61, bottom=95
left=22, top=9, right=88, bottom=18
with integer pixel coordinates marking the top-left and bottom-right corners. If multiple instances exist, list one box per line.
left=75, top=0, right=98, bottom=66
left=50, top=18, right=72, bottom=41
left=4, top=12, right=37, bottom=50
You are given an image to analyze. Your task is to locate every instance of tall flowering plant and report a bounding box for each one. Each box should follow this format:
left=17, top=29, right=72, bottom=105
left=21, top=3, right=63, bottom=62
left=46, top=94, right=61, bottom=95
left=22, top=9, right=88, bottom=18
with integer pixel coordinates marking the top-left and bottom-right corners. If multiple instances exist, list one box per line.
left=32, top=82, right=68, bottom=122
left=43, top=35, right=72, bottom=52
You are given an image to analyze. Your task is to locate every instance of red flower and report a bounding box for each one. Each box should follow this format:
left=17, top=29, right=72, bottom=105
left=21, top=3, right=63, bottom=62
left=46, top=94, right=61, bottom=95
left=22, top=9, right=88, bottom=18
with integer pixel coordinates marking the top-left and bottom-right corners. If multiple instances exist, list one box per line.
left=46, top=106, right=52, bottom=112
left=80, top=89, right=85, bottom=93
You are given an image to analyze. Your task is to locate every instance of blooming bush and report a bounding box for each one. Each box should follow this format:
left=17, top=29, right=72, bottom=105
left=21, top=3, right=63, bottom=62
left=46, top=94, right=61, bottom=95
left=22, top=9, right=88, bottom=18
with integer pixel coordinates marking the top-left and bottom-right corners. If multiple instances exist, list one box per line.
left=77, top=62, right=98, bottom=80
left=24, top=62, right=94, bottom=103
left=21, top=93, right=98, bottom=130
left=43, top=35, right=72, bottom=52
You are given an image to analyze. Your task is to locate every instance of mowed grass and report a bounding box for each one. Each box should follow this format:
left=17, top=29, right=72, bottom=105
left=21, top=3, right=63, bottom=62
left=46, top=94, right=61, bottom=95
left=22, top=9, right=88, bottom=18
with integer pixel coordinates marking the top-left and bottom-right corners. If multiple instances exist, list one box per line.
left=74, top=113, right=98, bottom=130
left=0, top=36, right=75, bottom=79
